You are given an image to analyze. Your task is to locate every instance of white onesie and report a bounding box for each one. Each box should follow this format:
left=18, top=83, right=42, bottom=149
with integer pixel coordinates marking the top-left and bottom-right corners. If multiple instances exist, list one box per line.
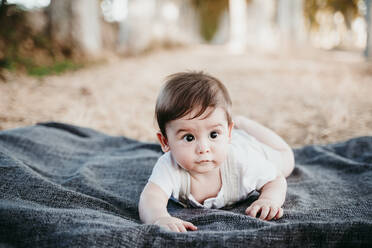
left=148, top=129, right=281, bottom=209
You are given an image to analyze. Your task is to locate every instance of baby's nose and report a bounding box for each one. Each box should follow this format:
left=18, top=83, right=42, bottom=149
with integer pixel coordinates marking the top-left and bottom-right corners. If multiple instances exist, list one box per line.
left=196, top=139, right=210, bottom=154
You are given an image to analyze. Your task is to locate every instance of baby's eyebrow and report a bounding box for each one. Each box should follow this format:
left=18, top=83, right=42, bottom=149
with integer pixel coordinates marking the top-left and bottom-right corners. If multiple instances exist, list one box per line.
left=175, top=124, right=223, bottom=135
left=209, top=123, right=224, bottom=129
left=175, top=128, right=193, bottom=136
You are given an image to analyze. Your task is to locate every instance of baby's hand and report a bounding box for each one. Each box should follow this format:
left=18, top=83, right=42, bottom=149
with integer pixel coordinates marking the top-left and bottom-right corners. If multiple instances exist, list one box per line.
left=245, top=198, right=283, bottom=221
left=154, top=216, right=198, bottom=232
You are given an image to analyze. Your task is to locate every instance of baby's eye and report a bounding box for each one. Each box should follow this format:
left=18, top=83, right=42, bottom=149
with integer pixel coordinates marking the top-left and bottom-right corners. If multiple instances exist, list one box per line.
left=183, top=134, right=195, bottom=142
left=210, top=131, right=219, bottom=139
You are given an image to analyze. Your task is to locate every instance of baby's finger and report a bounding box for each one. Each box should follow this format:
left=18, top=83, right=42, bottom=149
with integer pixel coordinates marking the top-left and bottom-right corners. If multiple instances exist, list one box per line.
left=259, top=206, right=270, bottom=220
left=275, top=208, right=284, bottom=219
left=168, top=223, right=180, bottom=232
left=245, top=205, right=252, bottom=213
left=176, top=223, right=187, bottom=233
left=183, top=221, right=198, bottom=231
left=246, top=204, right=260, bottom=217
left=266, top=207, right=278, bottom=220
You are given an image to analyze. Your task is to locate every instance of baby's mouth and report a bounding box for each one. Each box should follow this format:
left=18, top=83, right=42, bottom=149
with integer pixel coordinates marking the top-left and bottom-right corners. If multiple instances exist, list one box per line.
left=196, top=160, right=213, bottom=165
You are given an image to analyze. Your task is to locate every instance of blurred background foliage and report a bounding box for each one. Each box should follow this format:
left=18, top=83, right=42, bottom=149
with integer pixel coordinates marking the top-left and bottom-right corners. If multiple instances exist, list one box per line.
left=0, top=0, right=82, bottom=78
left=304, top=0, right=361, bottom=29
left=191, top=0, right=229, bottom=42
left=0, top=0, right=370, bottom=78
left=191, top=0, right=364, bottom=41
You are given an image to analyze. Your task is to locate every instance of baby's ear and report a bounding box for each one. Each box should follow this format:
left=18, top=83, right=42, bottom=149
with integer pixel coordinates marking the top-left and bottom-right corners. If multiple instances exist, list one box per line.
left=228, top=121, right=234, bottom=142
left=157, top=132, right=170, bottom=152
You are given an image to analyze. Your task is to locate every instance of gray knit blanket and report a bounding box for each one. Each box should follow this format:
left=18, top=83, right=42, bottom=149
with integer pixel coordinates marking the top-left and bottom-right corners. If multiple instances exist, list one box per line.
left=0, top=122, right=371, bottom=247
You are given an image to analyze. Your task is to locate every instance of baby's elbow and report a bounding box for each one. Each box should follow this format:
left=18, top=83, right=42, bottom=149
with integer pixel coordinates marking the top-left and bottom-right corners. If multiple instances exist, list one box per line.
left=138, top=185, right=153, bottom=219
left=138, top=191, right=147, bottom=220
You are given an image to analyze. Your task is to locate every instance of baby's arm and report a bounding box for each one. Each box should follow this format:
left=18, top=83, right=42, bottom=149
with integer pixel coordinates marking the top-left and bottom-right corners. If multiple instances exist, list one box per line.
left=245, top=174, right=287, bottom=220
left=234, top=116, right=295, bottom=177
left=138, top=182, right=197, bottom=232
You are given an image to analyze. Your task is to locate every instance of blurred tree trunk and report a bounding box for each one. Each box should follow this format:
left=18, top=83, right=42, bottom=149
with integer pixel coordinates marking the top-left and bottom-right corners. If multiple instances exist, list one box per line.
left=118, top=0, right=155, bottom=55
left=48, top=0, right=101, bottom=57
left=243, top=0, right=278, bottom=50
left=118, top=0, right=199, bottom=55
left=277, top=0, right=306, bottom=45
left=228, top=0, right=248, bottom=53
left=366, top=0, right=372, bottom=59
left=178, top=0, right=201, bottom=44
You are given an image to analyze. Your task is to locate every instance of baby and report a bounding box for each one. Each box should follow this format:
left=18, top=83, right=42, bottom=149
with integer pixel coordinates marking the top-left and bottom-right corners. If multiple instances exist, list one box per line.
left=139, top=71, right=295, bottom=232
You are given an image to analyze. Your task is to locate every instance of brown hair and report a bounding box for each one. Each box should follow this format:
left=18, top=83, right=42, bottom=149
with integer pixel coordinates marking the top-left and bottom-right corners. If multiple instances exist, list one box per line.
left=155, top=71, right=232, bottom=137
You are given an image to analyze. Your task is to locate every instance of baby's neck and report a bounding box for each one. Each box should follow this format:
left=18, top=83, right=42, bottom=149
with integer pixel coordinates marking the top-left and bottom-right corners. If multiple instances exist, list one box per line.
left=189, top=167, right=222, bottom=204
left=189, top=166, right=221, bottom=183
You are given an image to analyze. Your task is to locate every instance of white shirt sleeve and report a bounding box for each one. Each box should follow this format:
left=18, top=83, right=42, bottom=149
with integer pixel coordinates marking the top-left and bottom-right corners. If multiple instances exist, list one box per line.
left=253, top=157, right=278, bottom=191
left=237, top=129, right=284, bottom=167
left=238, top=148, right=278, bottom=192
left=232, top=129, right=278, bottom=192
left=148, top=152, right=181, bottom=199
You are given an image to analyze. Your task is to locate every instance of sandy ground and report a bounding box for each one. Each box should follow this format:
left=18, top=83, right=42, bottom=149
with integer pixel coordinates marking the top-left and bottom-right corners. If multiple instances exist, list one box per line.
left=1, top=45, right=372, bottom=148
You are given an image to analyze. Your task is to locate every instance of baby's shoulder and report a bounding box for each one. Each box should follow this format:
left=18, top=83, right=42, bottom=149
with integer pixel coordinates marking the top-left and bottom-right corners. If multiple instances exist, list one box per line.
left=157, top=151, right=172, bottom=164
left=155, top=152, right=182, bottom=172
left=231, top=129, right=268, bottom=155
left=230, top=129, right=256, bottom=156
left=231, top=129, right=256, bottom=146
left=230, top=129, right=269, bottom=169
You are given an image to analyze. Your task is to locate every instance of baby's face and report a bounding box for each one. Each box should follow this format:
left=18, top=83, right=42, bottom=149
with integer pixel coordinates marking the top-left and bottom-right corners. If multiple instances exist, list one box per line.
left=160, top=107, right=233, bottom=175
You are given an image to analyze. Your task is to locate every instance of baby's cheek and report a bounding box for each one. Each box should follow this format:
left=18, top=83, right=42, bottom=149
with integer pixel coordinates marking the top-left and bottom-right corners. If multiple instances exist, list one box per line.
left=174, top=151, right=190, bottom=166
left=213, top=143, right=229, bottom=163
